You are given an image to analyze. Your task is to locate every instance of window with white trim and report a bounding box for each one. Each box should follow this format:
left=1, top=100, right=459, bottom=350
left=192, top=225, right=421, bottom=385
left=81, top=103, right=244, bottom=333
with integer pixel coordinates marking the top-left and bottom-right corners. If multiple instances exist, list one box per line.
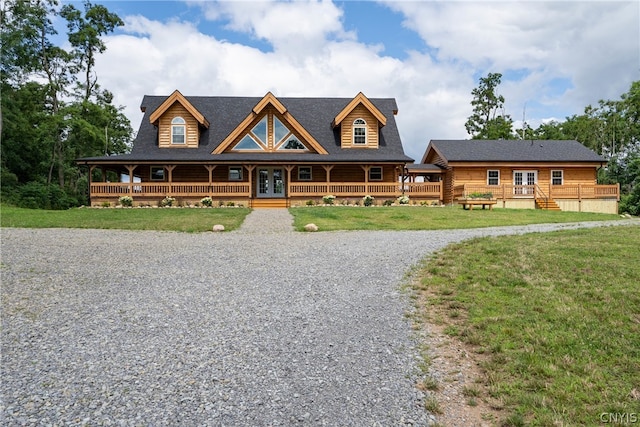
left=551, top=170, right=563, bottom=185
left=229, top=166, right=243, bottom=181
left=171, top=117, right=186, bottom=144
left=353, top=118, right=367, bottom=145
left=150, top=166, right=165, bottom=181
left=232, top=114, right=310, bottom=152
left=487, top=170, right=500, bottom=185
left=298, top=166, right=312, bottom=181
left=369, top=167, right=383, bottom=181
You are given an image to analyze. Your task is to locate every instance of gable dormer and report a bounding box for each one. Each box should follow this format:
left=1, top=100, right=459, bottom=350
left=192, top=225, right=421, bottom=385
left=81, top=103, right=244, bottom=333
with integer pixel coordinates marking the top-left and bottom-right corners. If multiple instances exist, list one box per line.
left=213, top=92, right=328, bottom=154
left=332, top=92, right=387, bottom=149
left=149, top=90, right=209, bottom=148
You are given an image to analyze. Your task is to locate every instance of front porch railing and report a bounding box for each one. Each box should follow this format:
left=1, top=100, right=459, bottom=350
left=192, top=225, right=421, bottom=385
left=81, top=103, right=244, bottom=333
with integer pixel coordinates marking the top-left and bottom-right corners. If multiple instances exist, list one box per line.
left=288, top=182, right=441, bottom=198
left=90, top=182, right=251, bottom=198
left=91, top=181, right=442, bottom=199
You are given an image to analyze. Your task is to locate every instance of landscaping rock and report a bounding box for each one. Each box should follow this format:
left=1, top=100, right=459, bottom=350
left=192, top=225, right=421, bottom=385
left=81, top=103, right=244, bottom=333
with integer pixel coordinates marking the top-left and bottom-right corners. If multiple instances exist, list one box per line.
left=304, top=223, right=318, bottom=232
left=212, top=224, right=225, bottom=232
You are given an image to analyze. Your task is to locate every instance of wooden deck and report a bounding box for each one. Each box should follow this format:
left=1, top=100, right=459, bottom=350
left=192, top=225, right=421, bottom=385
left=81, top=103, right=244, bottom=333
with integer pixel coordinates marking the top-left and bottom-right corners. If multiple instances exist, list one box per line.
left=454, top=184, right=620, bottom=201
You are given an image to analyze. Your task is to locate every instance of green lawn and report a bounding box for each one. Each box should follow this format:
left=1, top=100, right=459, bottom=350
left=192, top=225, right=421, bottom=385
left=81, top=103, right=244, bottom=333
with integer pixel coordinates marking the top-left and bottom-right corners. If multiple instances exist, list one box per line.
left=1, top=205, right=624, bottom=233
left=412, top=225, right=640, bottom=426
left=0, top=206, right=251, bottom=232
left=289, top=206, right=622, bottom=231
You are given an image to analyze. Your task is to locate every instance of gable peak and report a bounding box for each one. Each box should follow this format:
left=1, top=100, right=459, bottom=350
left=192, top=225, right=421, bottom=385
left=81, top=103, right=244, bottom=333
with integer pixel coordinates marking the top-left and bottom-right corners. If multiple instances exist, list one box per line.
left=148, top=89, right=210, bottom=128
left=332, top=92, right=387, bottom=128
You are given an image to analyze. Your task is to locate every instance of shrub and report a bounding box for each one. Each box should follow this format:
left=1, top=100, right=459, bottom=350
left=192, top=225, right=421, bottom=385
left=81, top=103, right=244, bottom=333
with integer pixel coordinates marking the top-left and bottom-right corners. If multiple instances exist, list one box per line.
left=306, top=199, right=315, bottom=206
left=17, top=182, right=76, bottom=210
left=119, top=195, right=133, bottom=207
left=161, top=196, right=175, bottom=207
left=201, top=196, right=213, bottom=207
left=397, top=195, right=410, bottom=205
left=226, top=201, right=235, bottom=207
left=383, top=199, right=393, bottom=206
left=468, top=192, right=493, bottom=199
left=363, top=195, right=374, bottom=206
left=322, top=194, right=336, bottom=205
left=620, top=185, right=640, bottom=215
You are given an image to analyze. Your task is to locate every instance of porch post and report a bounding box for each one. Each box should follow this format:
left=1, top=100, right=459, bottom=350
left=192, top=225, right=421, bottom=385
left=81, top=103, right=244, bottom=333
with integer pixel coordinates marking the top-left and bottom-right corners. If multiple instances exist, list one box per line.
left=88, top=165, right=96, bottom=205
left=125, top=165, right=137, bottom=195
left=165, top=165, right=176, bottom=196
left=361, top=165, right=371, bottom=194
left=204, top=165, right=216, bottom=196
left=245, top=165, right=256, bottom=199
left=284, top=165, right=295, bottom=198
left=322, top=165, right=334, bottom=194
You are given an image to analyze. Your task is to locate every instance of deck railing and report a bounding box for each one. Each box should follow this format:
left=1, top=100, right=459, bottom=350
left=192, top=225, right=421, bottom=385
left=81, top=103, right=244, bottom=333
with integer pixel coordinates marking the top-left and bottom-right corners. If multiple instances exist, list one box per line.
left=91, top=181, right=442, bottom=199
left=288, top=182, right=441, bottom=198
left=90, top=182, right=251, bottom=198
left=454, top=183, right=620, bottom=200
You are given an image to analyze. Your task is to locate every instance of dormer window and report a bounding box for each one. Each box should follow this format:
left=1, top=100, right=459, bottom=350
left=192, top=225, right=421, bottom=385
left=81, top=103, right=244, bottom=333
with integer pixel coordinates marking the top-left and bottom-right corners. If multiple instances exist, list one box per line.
left=171, top=117, right=186, bottom=144
left=353, top=119, right=366, bottom=145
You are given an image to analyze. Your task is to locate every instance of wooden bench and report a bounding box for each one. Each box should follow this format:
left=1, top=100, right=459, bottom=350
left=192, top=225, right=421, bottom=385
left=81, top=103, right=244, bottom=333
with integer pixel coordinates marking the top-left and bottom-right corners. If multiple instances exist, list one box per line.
left=457, top=198, right=497, bottom=210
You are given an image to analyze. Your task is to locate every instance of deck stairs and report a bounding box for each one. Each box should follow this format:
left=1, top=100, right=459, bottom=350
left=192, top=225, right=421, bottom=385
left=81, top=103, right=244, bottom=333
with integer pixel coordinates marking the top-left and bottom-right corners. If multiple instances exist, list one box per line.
left=250, top=198, right=290, bottom=209
left=535, top=198, right=561, bottom=211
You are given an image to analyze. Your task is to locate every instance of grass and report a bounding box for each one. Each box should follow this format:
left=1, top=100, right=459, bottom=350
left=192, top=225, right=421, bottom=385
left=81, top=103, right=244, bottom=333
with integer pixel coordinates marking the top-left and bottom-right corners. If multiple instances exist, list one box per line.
left=0, top=206, right=251, bottom=232
left=412, top=225, right=640, bottom=426
left=2, top=205, right=624, bottom=233
left=289, top=205, right=622, bottom=231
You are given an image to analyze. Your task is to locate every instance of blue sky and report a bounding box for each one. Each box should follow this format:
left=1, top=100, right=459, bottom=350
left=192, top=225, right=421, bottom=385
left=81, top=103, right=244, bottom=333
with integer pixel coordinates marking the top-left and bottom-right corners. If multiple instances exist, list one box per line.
left=60, top=0, right=640, bottom=161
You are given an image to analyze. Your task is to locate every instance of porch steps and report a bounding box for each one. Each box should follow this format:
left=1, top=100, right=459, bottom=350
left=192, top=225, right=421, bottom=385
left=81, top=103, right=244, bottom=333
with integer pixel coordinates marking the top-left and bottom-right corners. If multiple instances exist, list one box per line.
left=535, top=198, right=561, bottom=211
left=250, top=198, right=290, bottom=209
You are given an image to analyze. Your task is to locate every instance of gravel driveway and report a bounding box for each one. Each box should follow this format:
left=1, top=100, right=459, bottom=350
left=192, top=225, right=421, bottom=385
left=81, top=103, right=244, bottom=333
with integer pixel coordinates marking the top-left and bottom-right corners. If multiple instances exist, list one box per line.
left=1, top=213, right=636, bottom=426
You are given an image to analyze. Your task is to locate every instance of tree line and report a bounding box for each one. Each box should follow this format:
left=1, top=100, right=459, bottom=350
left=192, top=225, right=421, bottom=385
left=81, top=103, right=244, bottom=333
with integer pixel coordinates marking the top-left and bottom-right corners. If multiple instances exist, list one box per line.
left=466, top=73, right=640, bottom=215
left=1, top=3, right=638, bottom=214
left=1, top=0, right=132, bottom=209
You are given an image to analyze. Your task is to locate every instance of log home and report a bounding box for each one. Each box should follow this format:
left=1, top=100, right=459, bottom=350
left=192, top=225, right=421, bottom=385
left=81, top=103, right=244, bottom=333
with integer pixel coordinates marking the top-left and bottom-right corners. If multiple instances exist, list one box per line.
left=407, top=139, right=620, bottom=213
left=78, top=91, right=442, bottom=208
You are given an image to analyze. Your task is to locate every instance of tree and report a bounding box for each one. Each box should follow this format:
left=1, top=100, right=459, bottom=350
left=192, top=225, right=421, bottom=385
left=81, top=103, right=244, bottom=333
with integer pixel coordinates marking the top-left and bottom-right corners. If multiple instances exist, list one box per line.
left=465, top=72, right=514, bottom=139
left=1, top=0, right=131, bottom=207
left=61, top=1, right=123, bottom=102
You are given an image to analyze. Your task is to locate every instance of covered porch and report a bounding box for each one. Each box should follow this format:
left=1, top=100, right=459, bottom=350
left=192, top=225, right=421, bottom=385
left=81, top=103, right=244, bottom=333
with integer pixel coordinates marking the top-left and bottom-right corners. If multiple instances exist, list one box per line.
left=85, top=162, right=443, bottom=207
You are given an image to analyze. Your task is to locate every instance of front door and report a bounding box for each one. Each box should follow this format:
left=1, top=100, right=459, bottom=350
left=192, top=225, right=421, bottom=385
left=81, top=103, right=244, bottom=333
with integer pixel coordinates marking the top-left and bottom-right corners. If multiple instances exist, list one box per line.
left=514, top=170, right=537, bottom=195
left=257, top=167, right=285, bottom=198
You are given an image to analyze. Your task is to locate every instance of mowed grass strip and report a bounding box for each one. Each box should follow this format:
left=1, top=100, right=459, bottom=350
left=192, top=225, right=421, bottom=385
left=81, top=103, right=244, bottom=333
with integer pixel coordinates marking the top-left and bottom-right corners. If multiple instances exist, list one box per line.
left=413, top=225, right=640, bottom=426
left=0, top=206, right=251, bottom=232
left=289, top=206, right=621, bottom=231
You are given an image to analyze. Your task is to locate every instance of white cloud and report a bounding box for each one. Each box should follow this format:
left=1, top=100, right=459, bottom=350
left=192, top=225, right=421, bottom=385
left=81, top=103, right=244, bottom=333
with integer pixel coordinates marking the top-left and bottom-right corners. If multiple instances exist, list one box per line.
left=196, top=0, right=353, bottom=57
left=94, top=1, right=639, bottom=162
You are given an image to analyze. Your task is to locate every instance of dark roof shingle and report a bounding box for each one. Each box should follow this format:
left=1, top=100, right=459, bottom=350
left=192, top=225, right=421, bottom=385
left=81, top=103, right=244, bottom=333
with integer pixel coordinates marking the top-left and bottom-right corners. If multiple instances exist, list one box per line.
left=425, top=139, right=605, bottom=163
left=79, top=95, right=412, bottom=163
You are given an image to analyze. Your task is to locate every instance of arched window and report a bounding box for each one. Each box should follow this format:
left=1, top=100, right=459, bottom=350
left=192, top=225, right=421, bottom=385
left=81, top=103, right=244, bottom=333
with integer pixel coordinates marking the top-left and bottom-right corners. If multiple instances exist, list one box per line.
left=171, top=117, right=186, bottom=144
left=353, top=118, right=366, bottom=145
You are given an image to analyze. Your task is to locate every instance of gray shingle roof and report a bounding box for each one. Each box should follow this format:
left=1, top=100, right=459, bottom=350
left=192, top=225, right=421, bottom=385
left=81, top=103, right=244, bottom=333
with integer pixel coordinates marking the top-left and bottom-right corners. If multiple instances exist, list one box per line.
left=79, top=95, right=412, bottom=163
left=425, top=139, right=605, bottom=163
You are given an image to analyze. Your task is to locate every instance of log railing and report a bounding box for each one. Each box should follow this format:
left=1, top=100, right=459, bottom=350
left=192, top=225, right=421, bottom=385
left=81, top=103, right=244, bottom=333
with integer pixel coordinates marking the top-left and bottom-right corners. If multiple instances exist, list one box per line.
left=288, top=182, right=441, bottom=198
left=92, top=181, right=442, bottom=199
left=454, top=183, right=620, bottom=200
left=90, top=182, right=250, bottom=198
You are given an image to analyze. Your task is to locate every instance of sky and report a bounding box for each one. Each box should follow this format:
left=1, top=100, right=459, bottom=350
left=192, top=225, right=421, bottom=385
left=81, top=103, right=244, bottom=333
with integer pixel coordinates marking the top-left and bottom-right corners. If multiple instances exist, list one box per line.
left=59, top=0, right=640, bottom=161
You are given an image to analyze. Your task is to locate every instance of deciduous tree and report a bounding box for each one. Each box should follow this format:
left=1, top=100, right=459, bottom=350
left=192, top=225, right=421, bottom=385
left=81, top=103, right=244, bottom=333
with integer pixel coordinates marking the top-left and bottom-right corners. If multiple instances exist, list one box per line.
left=465, top=72, right=514, bottom=139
